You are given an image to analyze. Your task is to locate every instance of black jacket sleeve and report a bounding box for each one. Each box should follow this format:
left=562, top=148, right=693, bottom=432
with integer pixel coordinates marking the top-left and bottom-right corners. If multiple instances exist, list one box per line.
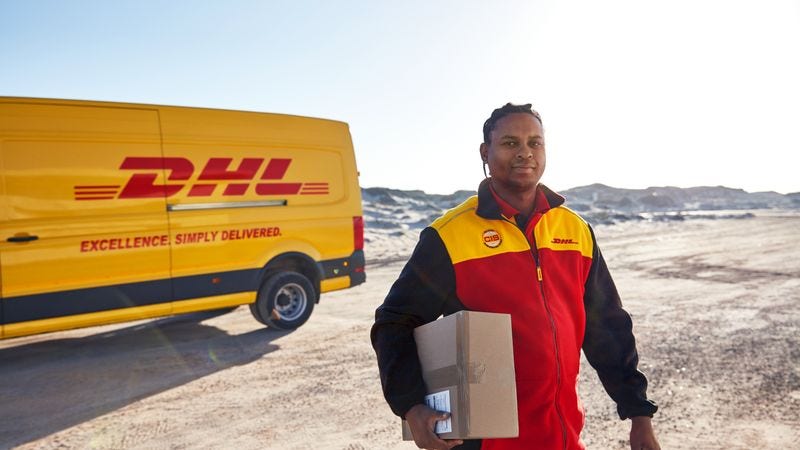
left=582, top=226, right=658, bottom=419
left=370, top=227, right=465, bottom=418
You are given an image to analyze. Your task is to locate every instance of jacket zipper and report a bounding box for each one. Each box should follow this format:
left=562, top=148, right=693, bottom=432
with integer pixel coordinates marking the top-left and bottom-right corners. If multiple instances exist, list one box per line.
left=529, top=232, right=568, bottom=450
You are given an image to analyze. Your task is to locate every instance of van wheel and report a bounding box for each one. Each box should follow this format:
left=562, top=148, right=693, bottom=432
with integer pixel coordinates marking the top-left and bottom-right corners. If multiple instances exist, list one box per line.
left=252, top=272, right=315, bottom=330
left=249, top=303, right=268, bottom=325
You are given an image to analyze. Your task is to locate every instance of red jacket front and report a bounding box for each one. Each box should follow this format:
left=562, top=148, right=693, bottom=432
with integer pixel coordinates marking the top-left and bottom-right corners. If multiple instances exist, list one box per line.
left=372, top=180, right=657, bottom=450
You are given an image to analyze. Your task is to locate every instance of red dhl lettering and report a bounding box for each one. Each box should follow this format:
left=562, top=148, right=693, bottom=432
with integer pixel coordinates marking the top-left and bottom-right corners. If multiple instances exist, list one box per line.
left=80, top=235, right=169, bottom=252
left=174, top=231, right=219, bottom=245
left=551, top=238, right=578, bottom=245
left=80, top=227, right=282, bottom=252
left=221, top=227, right=281, bottom=241
left=74, top=157, right=330, bottom=200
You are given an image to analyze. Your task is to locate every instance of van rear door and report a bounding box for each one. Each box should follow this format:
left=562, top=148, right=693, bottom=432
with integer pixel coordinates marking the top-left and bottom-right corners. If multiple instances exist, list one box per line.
left=0, top=101, right=172, bottom=337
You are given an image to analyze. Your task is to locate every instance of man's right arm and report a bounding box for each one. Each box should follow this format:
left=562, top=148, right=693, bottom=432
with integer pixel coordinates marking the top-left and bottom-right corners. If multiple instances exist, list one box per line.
left=370, top=227, right=462, bottom=418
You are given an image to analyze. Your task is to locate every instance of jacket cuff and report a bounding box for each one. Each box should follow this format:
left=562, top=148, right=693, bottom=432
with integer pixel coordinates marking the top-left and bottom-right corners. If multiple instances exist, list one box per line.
left=617, top=400, right=658, bottom=420
left=393, top=387, right=429, bottom=419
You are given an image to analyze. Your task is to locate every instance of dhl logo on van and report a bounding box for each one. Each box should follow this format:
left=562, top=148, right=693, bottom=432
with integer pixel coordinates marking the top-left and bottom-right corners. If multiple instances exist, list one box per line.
left=74, top=157, right=329, bottom=200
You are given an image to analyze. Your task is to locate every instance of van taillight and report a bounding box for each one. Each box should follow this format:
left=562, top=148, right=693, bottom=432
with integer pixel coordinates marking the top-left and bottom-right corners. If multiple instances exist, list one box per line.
left=353, top=216, right=364, bottom=250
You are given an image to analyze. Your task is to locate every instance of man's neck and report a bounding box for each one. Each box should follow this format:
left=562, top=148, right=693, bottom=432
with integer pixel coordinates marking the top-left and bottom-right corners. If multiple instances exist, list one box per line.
left=490, top=181, right=539, bottom=218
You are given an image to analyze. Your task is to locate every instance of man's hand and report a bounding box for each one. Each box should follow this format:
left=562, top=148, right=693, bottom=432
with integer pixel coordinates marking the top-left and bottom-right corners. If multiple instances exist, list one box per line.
left=630, top=416, right=660, bottom=450
left=405, top=404, right=463, bottom=450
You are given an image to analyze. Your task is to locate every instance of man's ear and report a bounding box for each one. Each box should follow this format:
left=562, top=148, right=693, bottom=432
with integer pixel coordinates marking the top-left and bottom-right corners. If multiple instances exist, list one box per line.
left=479, top=143, right=488, bottom=162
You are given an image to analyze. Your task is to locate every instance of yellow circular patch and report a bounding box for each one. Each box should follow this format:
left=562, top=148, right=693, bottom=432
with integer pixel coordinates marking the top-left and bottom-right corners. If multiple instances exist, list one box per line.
left=482, top=229, right=502, bottom=248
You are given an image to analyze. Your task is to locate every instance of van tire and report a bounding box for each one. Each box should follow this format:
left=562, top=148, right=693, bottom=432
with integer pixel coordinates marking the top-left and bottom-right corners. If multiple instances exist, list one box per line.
left=249, top=303, right=268, bottom=325
left=252, top=272, right=315, bottom=330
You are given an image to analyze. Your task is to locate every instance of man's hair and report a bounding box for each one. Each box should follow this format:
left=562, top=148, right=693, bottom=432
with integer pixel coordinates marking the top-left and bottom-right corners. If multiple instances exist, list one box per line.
left=482, top=103, right=542, bottom=144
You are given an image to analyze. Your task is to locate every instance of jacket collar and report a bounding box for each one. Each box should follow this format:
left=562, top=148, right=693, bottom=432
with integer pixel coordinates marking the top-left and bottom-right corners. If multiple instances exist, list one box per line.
left=475, top=178, right=565, bottom=220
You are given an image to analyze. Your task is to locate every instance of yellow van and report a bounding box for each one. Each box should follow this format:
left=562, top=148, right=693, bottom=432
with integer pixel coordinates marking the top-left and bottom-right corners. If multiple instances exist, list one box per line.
left=0, top=97, right=365, bottom=339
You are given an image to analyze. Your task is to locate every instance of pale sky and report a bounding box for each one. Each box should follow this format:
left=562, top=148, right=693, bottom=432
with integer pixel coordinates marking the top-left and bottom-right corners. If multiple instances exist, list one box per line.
left=2, top=0, right=799, bottom=194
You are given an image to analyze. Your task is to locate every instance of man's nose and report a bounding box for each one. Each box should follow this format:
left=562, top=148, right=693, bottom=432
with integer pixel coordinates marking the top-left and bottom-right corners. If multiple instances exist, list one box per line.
left=516, top=147, right=533, bottom=159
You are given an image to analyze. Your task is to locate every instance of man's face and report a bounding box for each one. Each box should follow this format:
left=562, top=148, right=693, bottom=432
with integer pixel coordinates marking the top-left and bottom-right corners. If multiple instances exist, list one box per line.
left=480, top=113, right=546, bottom=193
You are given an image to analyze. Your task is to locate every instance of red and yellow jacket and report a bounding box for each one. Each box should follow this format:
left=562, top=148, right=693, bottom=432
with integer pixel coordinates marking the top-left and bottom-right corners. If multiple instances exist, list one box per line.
left=371, top=179, right=657, bottom=450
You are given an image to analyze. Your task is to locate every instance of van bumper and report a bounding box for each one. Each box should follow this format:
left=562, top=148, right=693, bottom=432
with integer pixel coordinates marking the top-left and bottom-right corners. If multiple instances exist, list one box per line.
left=348, top=250, right=366, bottom=286
left=318, top=250, right=366, bottom=288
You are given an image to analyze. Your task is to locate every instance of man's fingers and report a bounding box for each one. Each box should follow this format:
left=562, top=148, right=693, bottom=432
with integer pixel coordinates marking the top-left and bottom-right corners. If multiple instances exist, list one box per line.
left=407, top=404, right=462, bottom=450
left=419, top=412, right=454, bottom=449
left=413, top=434, right=458, bottom=450
left=432, top=411, right=450, bottom=422
left=417, top=437, right=462, bottom=450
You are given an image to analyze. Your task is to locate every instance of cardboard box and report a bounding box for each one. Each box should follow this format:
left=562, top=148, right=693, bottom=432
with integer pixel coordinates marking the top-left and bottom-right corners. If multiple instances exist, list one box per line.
left=402, top=310, right=518, bottom=440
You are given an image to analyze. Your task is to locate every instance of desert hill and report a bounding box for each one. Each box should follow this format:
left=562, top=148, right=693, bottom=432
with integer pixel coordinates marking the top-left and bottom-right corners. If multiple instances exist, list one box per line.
left=363, top=183, right=799, bottom=228
left=361, top=183, right=799, bottom=261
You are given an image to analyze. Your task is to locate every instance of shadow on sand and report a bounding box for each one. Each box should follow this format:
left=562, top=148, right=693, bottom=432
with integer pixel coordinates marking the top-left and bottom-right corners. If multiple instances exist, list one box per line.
left=0, top=309, right=289, bottom=447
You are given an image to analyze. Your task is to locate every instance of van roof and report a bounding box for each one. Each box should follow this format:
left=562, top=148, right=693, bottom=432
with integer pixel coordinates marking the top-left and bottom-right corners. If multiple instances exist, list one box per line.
left=0, top=96, right=349, bottom=127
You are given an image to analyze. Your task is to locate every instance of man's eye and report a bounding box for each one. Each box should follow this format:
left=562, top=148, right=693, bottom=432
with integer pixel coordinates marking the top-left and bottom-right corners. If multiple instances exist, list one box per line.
left=504, top=141, right=518, bottom=147
left=530, top=141, right=543, bottom=147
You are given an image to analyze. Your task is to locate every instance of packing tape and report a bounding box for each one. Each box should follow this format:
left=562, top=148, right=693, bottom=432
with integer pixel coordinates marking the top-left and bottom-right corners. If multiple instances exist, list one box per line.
left=457, top=312, right=469, bottom=436
left=422, top=362, right=487, bottom=389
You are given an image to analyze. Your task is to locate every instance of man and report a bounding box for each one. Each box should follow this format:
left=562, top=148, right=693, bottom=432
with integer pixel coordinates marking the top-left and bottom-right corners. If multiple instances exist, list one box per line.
left=371, top=103, right=660, bottom=450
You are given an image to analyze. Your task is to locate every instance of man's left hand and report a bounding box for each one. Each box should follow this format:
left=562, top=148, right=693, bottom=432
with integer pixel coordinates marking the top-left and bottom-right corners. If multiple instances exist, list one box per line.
left=630, top=416, right=660, bottom=450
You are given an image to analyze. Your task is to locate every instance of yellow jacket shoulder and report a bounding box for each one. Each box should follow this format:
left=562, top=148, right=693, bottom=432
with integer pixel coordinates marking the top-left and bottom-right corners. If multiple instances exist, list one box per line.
left=430, top=196, right=479, bottom=231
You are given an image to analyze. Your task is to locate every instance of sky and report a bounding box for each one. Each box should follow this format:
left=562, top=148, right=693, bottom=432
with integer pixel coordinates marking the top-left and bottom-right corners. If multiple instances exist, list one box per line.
left=2, top=0, right=799, bottom=194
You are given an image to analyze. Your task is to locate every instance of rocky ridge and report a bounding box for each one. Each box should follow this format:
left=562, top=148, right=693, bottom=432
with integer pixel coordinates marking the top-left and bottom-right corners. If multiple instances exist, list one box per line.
left=361, top=184, right=799, bottom=262
left=363, top=183, right=798, bottom=228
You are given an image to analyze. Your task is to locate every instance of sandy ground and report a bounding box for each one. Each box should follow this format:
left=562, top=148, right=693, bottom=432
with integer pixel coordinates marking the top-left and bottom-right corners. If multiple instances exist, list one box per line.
left=1, top=211, right=798, bottom=449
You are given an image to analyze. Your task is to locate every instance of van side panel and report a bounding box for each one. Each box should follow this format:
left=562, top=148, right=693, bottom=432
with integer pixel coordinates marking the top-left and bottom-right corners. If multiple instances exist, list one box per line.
left=0, top=102, right=172, bottom=335
left=0, top=98, right=365, bottom=339
left=158, top=107, right=362, bottom=297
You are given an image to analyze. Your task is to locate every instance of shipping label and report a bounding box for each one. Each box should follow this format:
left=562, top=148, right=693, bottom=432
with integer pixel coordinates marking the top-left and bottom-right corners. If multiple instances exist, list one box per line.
left=424, top=390, right=452, bottom=434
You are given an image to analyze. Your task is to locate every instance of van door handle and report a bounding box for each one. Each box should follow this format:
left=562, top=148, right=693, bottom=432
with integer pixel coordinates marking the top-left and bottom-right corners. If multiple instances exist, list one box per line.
left=7, top=235, right=39, bottom=243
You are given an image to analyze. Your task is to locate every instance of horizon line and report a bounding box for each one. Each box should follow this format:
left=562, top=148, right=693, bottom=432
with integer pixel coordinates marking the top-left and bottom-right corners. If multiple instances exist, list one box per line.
left=359, top=183, right=799, bottom=196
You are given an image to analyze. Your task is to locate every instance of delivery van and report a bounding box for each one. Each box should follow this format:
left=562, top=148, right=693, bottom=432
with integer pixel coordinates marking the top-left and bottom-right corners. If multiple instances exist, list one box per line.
left=0, top=97, right=365, bottom=339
